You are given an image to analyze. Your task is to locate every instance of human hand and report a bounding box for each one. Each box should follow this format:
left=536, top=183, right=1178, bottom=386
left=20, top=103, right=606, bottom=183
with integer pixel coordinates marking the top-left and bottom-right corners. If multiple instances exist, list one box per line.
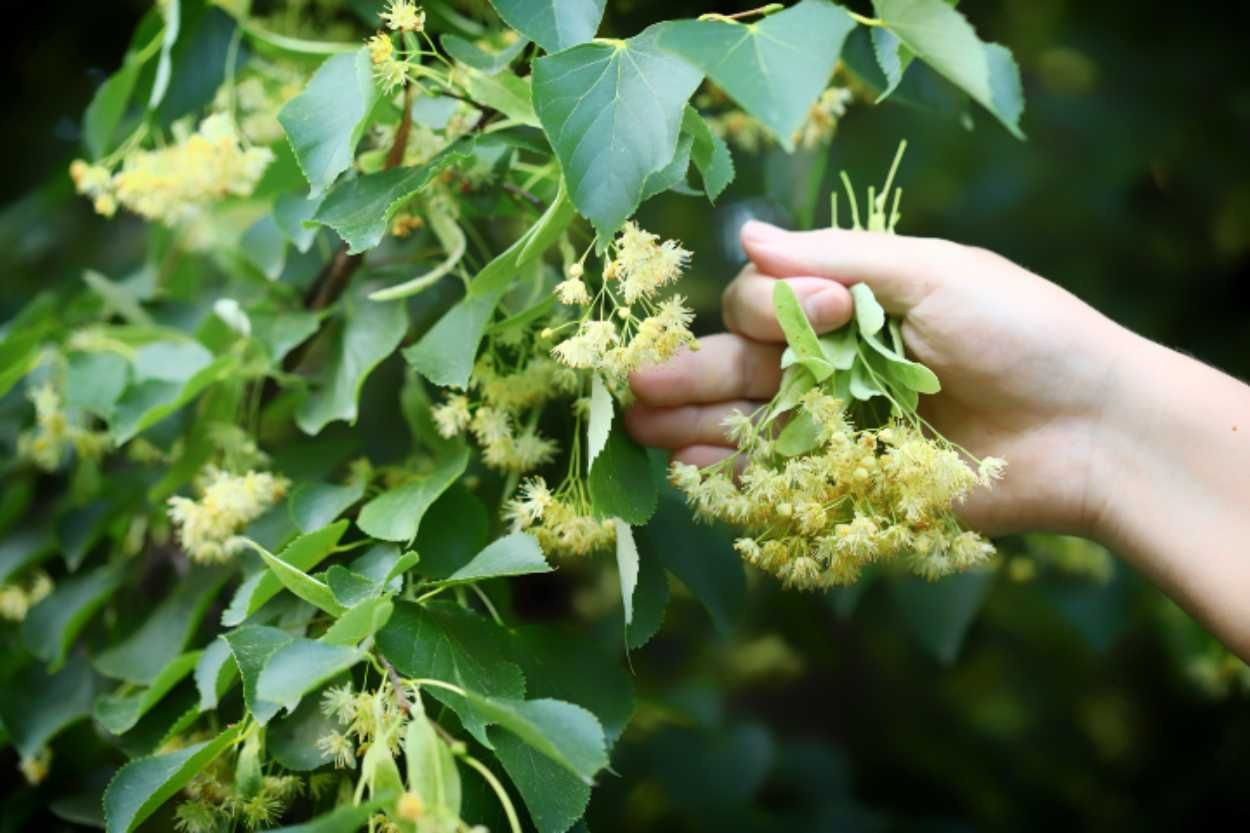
left=626, top=220, right=1133, bottom=539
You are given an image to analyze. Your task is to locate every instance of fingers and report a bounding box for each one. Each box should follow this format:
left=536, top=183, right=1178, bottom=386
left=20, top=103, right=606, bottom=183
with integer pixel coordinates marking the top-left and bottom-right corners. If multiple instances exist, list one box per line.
left=722, top=268, right=853, bottom=341
left=624, top=399, right=762, bottom=449
left=629, top=333, right=783, bottom=408
left=741, top=220, right=957, bottom=314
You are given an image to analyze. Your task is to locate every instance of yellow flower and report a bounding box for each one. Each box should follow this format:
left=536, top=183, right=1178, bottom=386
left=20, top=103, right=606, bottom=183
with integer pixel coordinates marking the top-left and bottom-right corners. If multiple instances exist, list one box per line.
left=367, top=32, right=394, bottom=64
left=167, top=466, right=289, bottom=564
left=381, top=0, right=425, bottom=32
left=432, top=394, right=471, bottom=438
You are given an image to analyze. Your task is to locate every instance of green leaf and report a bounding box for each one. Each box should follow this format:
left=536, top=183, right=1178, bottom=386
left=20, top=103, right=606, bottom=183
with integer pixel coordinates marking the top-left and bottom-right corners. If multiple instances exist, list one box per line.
left=470, top=696, right=607, bottom=784
left=818, top=326, right=858, bottom=371
left=65, top=351, right=129, bottom=419
left=775, top=409, right=822, bottom=457
left=890, top=569, right=994, bottom=664
left=849, top=282, right=885, bottom=335
left=463, top=68, right=539, bottom=127
left=442, top=32, right=530, bottom=74
left=863, top=331, right=940, bottom=394
left=252, top=542, right=347, bottom=616
left=0, top=654, right=99, bottom=760
left=532, top=27, right=703, bottom=239
left=511, top=626, right=633, bottom=745
left=110, top=355, right=236, bottom=443
left=589, top=416, right=658, bottom=525
left=871, top=0, right=1025, bottom=137
left=251, top=308, right=322, bottom=364
left=773, top=281, right=834, bottom=381
left=640, top=133, right=693, bottom=202
left=295, top=283, right=408, bottom=436
left=240, top=215, right=287, bottom=280
left=405, top=705, right=461, bottom=814
left=273, top=192, right=325, bottom=253
left=147, top=0, right=181, bottom=110
left=83, top=60, right=141, bottom=160
left=488, top=0, right=606, bottom=54
left=321, top=596, right=395, bottom=646
left=256, top=639, right=363, bottom=714
left=656, top=1, right=856, bottom=151
left=289, top=481, right=366, bottom=533
left=404, top=188, right=576, bottom=389
left=377, top=601, right=525, bottom=743
left=222, top=521, right=349, bottom=627
left=82, top=269, right=153, bottom=326
left=311, top=140, right=473, bottom=253
left=357, top=446, right=470, bottom=542
left=23, top=561, right=125, bottom=668
left=193, top=636, right=237, bottom=711
left=848, top=355, right=884, bottom=401
left=681, top=106, right=734, bottom=203
left=95, top=568, right=229, bottom=684
left=224, top=625, right=295, bottom=725
left=626, top=540, right=668, bottom=649
left=613, top=519, right=640, bottom=627
left=0, top=526, right=55, bottom=585
left=279, top=48, right=381, bottom=198
left=439, top=532, right=551, bottom=585
left=586, top=373, right=613, bottom=474
left=493, top=732, right=590, bottom=833
left=103, top=725, right=240, bottom=833
left=325, top=565, right=384, bottom=607
left=268, top=682, right=343, bottom=771
left=414, top=487, right=490, bottom=579
left=94, top=651, right=201, bottom=734
left=58, top=498, right=115, bottom=570
left=262, top=800, right=390, bottom=833
left=643, top=491, right=744, bottom=634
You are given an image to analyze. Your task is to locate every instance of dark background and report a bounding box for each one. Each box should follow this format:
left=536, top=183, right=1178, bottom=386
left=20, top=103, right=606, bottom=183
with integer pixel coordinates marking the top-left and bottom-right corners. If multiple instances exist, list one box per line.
left=2, top=1, right=1248, bottom=831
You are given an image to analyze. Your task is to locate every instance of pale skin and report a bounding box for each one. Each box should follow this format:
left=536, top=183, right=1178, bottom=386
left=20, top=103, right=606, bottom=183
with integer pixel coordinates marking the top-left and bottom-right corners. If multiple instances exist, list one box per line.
left=626, top=219, right=1250, bottom=662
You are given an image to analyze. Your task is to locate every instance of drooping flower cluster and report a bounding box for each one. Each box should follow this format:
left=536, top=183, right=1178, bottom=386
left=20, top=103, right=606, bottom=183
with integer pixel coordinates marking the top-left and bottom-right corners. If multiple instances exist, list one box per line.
left=16, top=383, right=110, bottom=471
left=167, top=465, right=289, bottom=564
left=175, top=739, right=309, bottom=833
left=673, top=390, right=1003, bottom=589
left=503, top=476, right=615, bottom=557
left=550, top=222, right=697, bottom=382
left=431, top=355, right=578, bottom=473
left=796, top=86, right=854, bottom=150
left=381, top=0, right=425, bottom=32
left=316, top=681, right=409, bottom=770
left=0, top=570, right=53, bottom=622
left=70, top=113, right=273, bottom=224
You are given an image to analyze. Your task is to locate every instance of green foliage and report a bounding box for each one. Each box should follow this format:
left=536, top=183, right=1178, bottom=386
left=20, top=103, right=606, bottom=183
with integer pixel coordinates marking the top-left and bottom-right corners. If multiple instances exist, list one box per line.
left=0, top=2, right=1071, bottom=831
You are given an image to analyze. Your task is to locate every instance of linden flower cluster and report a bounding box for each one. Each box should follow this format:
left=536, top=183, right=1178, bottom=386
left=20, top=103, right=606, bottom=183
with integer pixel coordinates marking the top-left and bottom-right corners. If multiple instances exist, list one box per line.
left=431, top=355, right=578, bottom=472
left=16, top=383, right=110, bottom=471
left=167, top=465, right=289, bottom=564
left=0, top=570, right=53, bottom=622
left=504, top=476, right=615, bottom=557
left=176, top=752, right=307, bottom=833
left=550, top=222, right=697, bottom=382
left=672, top=389, right=1005, bottom=589
left=381, top=0, right=425, bottom=32
left=316, top=681, right=410, bottom=769
left=70, top=113, right=273, bottom=224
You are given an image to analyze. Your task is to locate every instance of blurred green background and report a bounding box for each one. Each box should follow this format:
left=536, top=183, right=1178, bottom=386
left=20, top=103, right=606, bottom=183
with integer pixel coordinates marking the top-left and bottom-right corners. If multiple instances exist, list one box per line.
left=3, top=1, right=1249, bottom=831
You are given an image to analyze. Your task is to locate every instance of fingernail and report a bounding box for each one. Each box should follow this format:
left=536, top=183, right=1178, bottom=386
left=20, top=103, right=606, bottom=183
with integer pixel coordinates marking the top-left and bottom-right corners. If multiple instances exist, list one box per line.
left=802, top=289, right=843, bottom=332
left=742, top=219, right=785, bottom=242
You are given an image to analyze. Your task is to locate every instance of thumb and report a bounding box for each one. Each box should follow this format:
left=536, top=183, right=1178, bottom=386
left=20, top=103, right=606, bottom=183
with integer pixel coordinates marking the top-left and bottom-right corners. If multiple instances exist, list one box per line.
left=740, top=220, right=950, bottom=314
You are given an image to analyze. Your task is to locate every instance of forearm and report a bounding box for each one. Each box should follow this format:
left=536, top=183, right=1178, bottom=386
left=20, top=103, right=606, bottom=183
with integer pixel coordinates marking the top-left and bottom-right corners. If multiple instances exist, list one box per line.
left=1092, top=331, right=1250, bottom=660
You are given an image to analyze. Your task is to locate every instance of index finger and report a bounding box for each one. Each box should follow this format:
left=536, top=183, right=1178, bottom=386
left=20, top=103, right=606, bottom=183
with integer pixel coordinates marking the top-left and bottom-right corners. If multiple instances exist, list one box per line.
left=740, top=220, right=957, bottom=314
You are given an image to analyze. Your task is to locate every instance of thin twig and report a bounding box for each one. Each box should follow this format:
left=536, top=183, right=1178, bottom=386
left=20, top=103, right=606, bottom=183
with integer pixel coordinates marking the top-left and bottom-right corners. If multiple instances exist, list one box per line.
left=502, top=182, right=545, bottom=210
left=380, top=656, right=413, bottom=716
